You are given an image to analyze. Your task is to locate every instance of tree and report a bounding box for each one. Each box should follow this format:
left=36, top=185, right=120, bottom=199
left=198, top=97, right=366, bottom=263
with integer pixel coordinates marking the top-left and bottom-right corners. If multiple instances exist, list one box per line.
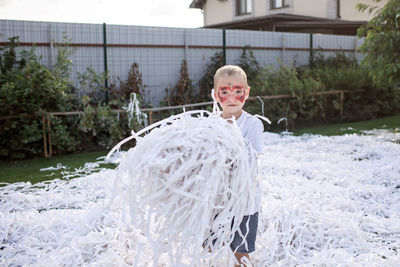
left=197, top=51, right=225, bottom=102
left=357, top=0, right=400, bottom=87
left=166, top=60, right=193, bottom=106
left=238, top=46, right=261, bottom=89
left=118, top=62, right=146, bottom=102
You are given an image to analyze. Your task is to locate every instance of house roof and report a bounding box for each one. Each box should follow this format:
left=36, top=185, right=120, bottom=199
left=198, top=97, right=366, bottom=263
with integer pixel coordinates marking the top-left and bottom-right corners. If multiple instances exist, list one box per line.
left=190, top=0, right=206, bottom=9
left=203, top=13, right=367, bottom=35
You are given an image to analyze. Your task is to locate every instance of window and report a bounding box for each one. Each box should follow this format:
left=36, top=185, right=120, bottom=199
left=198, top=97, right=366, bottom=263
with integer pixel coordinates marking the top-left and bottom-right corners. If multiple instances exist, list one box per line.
left=271, top=0, right=289, bottom=9
left=236, top=0, right=252, bottom=15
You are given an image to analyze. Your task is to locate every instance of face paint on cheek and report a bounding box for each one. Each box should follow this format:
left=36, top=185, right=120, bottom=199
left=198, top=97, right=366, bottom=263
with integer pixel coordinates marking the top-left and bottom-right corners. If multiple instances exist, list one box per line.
left=232, top=86, right=246, bottom=103
left=217, top=85, right=245, bottom=103
left=217, top=87, right=230, bottom=103
left=218, top=92, right=228, bottom=103
left=235, top=95, right=245, bottom=103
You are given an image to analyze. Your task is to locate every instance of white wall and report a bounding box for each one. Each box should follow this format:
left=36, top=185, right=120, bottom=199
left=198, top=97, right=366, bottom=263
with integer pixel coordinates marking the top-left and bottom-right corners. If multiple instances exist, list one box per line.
left=340, top=0, right=387, bottom=21
left=293, top=0, right=327, bottom=18
left=201, top=0, right=388, bottom=25
left=254, top=0, right=267, bottom=17
left=203, top=0, right=234, bottom=26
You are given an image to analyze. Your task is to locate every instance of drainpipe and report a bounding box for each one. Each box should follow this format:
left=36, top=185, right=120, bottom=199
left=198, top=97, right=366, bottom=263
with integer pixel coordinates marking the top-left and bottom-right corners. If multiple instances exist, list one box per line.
left=337, top=0, right=341, bottom=18
left=103, top=23, right=109, bottom=105
left=222, top=28, right=226, bottom=65
left=309, top=33, right=314, bottom=66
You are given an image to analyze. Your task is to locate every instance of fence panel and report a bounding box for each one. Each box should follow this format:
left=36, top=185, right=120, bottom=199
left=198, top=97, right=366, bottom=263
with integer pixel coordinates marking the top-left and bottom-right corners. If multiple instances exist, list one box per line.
left=313, top=34, right=360, bottom=60
left=0, top=19, right=364, bottom=106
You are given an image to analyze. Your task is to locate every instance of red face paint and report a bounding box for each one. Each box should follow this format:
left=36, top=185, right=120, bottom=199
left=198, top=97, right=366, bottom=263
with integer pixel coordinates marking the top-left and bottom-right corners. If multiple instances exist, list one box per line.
left=217, top=85, right=246, bottom=103
left=217, top=87, right=229, bottom=103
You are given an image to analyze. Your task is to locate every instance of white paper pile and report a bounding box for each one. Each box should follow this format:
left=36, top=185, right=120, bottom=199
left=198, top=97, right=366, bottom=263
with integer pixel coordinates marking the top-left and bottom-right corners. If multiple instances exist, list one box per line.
left=1, top=122, right=399, bottom=266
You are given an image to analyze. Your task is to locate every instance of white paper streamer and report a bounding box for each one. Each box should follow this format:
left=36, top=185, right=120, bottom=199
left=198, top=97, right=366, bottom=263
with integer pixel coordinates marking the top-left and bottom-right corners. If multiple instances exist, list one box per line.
left=115, top=112, right=258, bottom=266
left=1, top=128, right=399, bottom=266
left=40, top=163, right=69, bottom=172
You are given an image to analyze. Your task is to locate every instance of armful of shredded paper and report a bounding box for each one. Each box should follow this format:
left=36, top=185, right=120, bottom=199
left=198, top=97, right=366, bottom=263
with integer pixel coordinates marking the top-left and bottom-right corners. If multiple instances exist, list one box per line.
left=114, top=111, right=258, bottom=266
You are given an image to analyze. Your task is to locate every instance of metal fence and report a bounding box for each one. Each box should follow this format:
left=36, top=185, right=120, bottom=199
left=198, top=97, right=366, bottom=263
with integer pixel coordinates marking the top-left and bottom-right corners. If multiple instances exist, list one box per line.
left=0, top=19, right=364, bottom=106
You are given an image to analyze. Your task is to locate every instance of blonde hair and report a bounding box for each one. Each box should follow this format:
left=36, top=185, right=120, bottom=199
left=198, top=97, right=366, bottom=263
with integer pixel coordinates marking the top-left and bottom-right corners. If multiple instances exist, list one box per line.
left=214, top=65, right=248, bottom=89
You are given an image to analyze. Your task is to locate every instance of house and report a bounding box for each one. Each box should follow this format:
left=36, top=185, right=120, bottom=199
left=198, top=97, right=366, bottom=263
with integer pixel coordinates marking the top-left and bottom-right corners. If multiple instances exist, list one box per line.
left=190, top=0, right=387, bottom=35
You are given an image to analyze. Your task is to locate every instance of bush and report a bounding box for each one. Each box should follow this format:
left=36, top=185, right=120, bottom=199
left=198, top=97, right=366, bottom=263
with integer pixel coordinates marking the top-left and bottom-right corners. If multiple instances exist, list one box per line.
left=115, top=62, right=147, bottom=103
left=308, top=53, right=371, bottom=93
left=0, top=38, right=77, bottom=159
left=166, top=60, right=193, bottom=106
left=78, top=100, right=127, bottom=149
left=1, top=37, right=399, bottom=159
left=77, top=67, right=109, bottom=105
left=310, top=53, right=400, bottom=121
left=197, top=51, right=225, bottom=102
left=238, top=46, right=261, bottom=89
left=0, top=37, right=149, bottom=159
left=245, top=52, right=400, bottom=130
left=247, top=61, right=324, bottom=129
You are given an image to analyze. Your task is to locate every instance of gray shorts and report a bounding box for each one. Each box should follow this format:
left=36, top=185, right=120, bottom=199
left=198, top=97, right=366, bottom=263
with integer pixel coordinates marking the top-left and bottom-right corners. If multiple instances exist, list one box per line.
left=230, top=212, right=259, bottom=253
left=204, top=212, right=259, bottom=254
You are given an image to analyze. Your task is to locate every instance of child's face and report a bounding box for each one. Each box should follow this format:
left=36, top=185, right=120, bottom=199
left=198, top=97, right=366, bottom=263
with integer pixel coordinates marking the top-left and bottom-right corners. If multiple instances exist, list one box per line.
left=214, top=74, right=249, bottom=116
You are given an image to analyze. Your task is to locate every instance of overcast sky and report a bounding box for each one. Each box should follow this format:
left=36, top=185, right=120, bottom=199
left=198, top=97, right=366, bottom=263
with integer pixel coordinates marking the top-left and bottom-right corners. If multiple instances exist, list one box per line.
left=0, top=0, right=204, bottom=28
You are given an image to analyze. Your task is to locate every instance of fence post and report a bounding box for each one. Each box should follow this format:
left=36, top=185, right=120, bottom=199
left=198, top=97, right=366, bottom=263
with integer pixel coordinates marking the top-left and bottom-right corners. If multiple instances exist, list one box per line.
left=281, top=34, right=286, bottom=63
left=48, top=23, right=54, bottom=67
left=354, top=36, right=358, bottom=60
left=43, top=117, right=48, bottom=158
left=103, top=22, right=109, bottom=105
left=148, top=111, right=153, bottom=125
left=42, top=116, right=52, bottom=158
left=48, top=118, right=52, bottom=157
left=222, top=28, right=226, bottom=65
left=184, top=29, right=188, bottom=62
left=340, top=91, right=344, bottom=119
left=309, top=33, right=314, bottom=66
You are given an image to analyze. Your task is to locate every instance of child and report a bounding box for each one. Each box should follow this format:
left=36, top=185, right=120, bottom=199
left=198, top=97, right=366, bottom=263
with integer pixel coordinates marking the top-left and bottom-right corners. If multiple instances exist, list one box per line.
left=213, top=65, right=264, bottom=266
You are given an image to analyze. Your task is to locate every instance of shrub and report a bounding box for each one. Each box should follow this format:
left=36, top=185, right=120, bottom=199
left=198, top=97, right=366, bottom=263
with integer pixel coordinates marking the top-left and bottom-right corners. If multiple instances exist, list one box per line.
left=247, top=61, right=325, bottom=129
left=238, top=46, right=261, bottom=89
left=244, top=51, right=400, bottom=130
left=197, top=51, right=225, bottom=102
left=0, top=38, right=77, bottom=159
left=166, top=60, right=193, bottom=106
left=78, top=100, right=127, bottom=149
left=309, top=53, right=371, bottom=92
left=77, top=67, right=109, bottom=105
left=116, top=62, right=147, bottom=103
left=310, top=53, right=400, bottom=121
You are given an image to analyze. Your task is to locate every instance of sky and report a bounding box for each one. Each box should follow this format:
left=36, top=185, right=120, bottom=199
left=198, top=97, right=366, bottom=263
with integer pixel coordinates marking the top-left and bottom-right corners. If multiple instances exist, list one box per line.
left=0, top=0, right=204, bottom=28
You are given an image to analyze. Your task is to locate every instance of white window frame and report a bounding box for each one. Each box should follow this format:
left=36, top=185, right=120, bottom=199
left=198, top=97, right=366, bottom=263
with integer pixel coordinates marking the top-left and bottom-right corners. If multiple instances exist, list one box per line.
left=271, top=0, right=289, bottom=9
left=235, top=0, right=252, bottom=16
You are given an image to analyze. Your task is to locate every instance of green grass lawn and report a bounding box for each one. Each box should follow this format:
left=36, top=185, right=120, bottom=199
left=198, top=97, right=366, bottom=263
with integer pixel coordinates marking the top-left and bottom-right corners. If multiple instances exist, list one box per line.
left=1, top=114, right=399, bottom=185
left=294, top=114, right=400, bottom=136
left=0, top=150, right=113, bottom=185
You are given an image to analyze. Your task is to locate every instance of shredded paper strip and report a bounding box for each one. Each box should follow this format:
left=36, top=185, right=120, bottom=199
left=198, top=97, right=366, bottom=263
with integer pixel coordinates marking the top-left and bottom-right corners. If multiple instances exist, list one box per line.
left=1, top=112, right=399, bottom=266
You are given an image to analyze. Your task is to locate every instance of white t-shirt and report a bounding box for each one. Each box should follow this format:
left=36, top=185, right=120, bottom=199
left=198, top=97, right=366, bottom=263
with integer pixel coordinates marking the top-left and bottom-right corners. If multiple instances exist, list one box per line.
left=236, top=111, right=264, bottom=214
left=236, top=111, right=264, bottom=154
